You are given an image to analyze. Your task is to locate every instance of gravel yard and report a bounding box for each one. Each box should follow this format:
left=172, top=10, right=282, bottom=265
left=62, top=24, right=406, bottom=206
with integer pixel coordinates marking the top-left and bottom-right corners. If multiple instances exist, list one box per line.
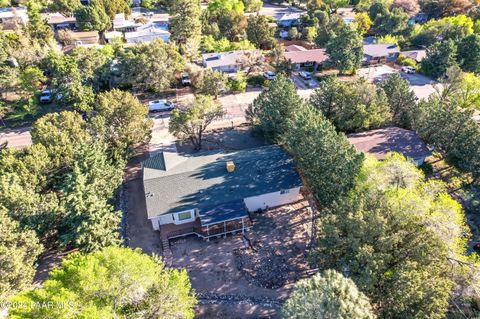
left=169, top=200, right=313, bottom=318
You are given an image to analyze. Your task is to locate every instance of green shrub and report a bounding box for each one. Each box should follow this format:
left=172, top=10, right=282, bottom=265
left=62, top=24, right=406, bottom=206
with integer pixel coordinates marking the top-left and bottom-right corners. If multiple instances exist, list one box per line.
left=228, top=72, right=247, bottom=92
left=247, top=75, right=264, bottom=87
left=397, top=54, right=417, bottom=68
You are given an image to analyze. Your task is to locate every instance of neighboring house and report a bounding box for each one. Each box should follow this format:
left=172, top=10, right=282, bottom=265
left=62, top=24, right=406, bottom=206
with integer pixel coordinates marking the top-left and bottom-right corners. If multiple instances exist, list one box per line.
left=284, top=45, right=329, bottom=70
left=363, top=43, right=400, bottom=65
left=113, top=13, right=141, bottom=32
left=142, top=145, right=303, bottom=240
left=277, top=12, right=303, bottom=28
left=0, top=7, right=28, bottom=30
left=337, top=7, right=355, bottom=24
left=70, top=31, right=100, bottom=45
left=401, top=50, right=427, bottom=63
left=124, top=22, right=170, bottom=44
left=202, top=50, right=260, bottom=73
left=347, top=127, right=432, bottom=166
left=46, top=13, right=78, bottom=31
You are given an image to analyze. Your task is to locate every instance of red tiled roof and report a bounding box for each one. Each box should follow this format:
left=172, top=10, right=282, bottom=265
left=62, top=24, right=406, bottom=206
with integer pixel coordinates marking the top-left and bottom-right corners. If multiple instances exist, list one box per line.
left=284, top=48, right=329, bottom=64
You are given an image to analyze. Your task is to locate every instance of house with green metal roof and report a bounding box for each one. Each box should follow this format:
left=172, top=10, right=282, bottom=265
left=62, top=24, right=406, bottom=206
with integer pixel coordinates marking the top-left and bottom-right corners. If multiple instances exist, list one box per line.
left=142, top=145, right=303, bottom=240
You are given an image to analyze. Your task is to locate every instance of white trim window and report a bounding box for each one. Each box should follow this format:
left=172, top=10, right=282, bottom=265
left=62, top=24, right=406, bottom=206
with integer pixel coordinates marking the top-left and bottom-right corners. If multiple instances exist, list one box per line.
left=173, top=209, right=195, bottom=224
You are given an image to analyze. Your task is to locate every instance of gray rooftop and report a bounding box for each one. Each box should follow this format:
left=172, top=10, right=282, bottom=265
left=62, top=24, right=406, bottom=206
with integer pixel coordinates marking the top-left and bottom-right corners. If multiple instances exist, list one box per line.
left=142, top=145, right=303, bottom=219
left=202, top=50, right=259, bottom=69
left=347, top=127, right=431, bottom=161
left=401, top=50, right=427, bottom=62
left=363, top=44, right=399, bottom=58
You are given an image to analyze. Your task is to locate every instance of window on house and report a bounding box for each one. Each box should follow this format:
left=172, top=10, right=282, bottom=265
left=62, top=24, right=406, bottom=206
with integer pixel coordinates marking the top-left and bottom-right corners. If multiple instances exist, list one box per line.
left=177, top=211, right=193, bottom=221
left=173, top=210, right=194, bottom=224
left=280, top=189, right=290, bottom=195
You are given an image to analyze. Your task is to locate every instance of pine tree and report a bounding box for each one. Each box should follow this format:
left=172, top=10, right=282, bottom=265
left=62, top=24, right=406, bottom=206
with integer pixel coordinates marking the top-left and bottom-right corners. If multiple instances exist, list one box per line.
left=282, top=270, right=376, bottom=319
left=284, top=106, right=364, bottom=206
left=169, top=0, right=202, bottom=59
left=0, top=206, right=43, bottom=300
left=60, top=143, right=123, bottom=252
left=246, top=74, right=303, bottom=143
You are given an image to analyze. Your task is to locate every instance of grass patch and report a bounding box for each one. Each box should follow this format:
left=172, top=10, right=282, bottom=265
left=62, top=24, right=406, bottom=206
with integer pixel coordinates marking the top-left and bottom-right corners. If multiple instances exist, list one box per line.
left=2, top=98, right=61, bottom=128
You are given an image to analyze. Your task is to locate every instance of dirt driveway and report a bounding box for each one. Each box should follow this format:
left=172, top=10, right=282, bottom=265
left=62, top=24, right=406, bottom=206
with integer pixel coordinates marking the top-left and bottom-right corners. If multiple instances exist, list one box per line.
left=170, top=200, right=313, bottom=318
left=124, top=149, right=163, bottom=255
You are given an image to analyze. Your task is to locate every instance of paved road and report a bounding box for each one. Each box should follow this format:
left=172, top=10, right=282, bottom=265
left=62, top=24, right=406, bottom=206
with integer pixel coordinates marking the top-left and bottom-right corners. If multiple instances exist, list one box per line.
left=0, top=127, right=32, bottom=149
left=358, top=65, right=438, bottom=100
left=4, top=67, right=436, bottom=150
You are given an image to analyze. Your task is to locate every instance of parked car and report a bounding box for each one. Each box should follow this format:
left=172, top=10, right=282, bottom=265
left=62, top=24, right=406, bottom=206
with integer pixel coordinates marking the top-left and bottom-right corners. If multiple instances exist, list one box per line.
left=39, top=90, right=53, bottom=104
left=401, top=66, right=416, bottom=74
left=181, top=73, right=191, bottom=86
left=299, top=71, right=312, bottom=80
left=263, top=71, right=276, bottom=80
left=143, top=11, right=154, bottom=17
left=148, top=99, right=175, bottom=112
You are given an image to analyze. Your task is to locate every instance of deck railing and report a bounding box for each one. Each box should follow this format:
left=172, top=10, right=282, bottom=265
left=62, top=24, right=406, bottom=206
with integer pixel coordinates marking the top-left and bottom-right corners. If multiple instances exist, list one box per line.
left=164, top=219, right=252, bottom=240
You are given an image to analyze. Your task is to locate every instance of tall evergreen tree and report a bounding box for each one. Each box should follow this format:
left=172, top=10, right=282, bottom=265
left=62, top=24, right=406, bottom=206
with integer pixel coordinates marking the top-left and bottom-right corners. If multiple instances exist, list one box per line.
left=457, top=34, right=480, bottom=73
left=74, top=5, right=111, bottom=32
left=326, top=25, right=363, bottom=74
left=421, top=40, right=458, bottom=79
left=0, top=206, right=43, bottom=300
left=60, top=143, right=123, bottom=252
left=309, top=77, right=391, bottom=132
left=92, top=89, right=153, bottom=161
left=31, top=111, right=92, bottom=168
left=282, top=270, right=376, bottom=319
left=246, top=74, right=303, bottom=143
left=169, top=0, right=202, bottom=59
left=26, top=0, right=54, bottom=44
left=284, top=106, right=364, bottom=206
left=119, top=39, right=185, bottom=93
left=379, top=73, right=417, bottom=128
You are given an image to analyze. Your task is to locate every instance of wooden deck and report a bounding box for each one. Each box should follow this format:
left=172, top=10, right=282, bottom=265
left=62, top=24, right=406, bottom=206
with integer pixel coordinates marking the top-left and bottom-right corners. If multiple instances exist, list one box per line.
left=159, top=217, right=252, bottom=241
left=160, top=219, right=202, bottom=240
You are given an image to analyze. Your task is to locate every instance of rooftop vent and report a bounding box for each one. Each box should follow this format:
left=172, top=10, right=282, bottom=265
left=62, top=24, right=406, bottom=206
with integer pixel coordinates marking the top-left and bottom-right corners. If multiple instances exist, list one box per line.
left=226, top=161, right=235, bottom=173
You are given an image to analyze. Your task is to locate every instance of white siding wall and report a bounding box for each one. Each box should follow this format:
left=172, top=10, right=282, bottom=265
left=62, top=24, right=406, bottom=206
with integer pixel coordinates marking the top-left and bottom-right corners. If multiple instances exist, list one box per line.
left=150, top=209, right=197, bottom=230
left=150, top=188, right=301, bottom=230
left=243, top=187, right=301, bottom=212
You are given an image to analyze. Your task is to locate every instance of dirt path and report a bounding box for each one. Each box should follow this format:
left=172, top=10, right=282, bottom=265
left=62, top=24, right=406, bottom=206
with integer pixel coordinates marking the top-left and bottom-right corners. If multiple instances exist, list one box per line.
left=124, top=147, right=163, bottom=255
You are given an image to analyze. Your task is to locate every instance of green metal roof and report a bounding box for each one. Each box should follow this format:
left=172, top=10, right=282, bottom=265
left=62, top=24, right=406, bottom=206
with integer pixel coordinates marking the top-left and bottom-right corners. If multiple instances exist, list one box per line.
left=142, top=145, right=302, bottom=219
